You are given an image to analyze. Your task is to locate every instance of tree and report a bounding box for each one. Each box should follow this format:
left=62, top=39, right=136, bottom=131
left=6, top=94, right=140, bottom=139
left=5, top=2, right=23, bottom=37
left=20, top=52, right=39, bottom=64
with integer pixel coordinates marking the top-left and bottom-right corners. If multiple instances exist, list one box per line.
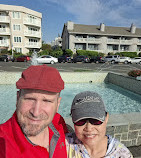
left=41, top=42, right=52, bottom=52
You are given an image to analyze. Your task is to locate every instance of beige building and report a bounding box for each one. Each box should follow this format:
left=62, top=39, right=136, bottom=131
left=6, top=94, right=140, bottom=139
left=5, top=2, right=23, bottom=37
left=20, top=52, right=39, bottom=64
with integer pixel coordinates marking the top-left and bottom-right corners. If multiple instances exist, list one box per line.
left=62, top=21, right=141, bottom=54
left=0, top=4, right=42, bottom=54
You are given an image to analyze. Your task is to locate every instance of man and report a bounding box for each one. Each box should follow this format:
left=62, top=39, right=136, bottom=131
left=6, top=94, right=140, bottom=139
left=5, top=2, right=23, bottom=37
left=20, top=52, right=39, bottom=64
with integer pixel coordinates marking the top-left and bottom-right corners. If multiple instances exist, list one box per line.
left=0, top=65, right=68, bottom=158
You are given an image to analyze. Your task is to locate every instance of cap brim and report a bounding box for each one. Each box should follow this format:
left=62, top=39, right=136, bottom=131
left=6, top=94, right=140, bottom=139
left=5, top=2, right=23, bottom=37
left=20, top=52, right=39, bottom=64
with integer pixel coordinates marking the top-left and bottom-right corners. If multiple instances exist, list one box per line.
left=72, top=106, right=105, bottom=123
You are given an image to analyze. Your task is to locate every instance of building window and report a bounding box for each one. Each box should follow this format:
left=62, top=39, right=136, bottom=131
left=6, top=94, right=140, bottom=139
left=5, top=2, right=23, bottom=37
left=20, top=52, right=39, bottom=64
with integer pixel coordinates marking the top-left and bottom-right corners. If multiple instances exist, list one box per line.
left=28, top=27, right=38, bottom=34
left=15, top=48, right=22, bottom=53
left=0, top=25, right=6, bottom=32
left=28, top=15, right=37, bottom=24
left=137, top=46, right=141, bottom=51
left=12, top=12, right=20, bottom=19
left=120, top=45, right=129, bottom=51
left=13, top=24, right=21, bottom=31
left=14, top=37, right=21, bottom=43
left=107, top=45, right=118, bottom=51
left=29, top=38, right=38, bottom=45
left=88, top=44, right=98, bottom=50
left=75, top=43, right=86, bottom=50
left=0, top=36, right=6, bottom=44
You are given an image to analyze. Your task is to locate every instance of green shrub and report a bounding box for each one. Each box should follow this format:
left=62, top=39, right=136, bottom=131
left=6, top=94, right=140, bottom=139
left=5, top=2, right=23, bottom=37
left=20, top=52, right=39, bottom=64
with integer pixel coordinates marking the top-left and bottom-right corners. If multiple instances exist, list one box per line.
left=1, top=49, right=8, bottom=54
left=119, top=52, right=138, bottom=58
left=76, top=50, right=98, bottom=58
left=65, top=49, right=73, bottom=56
left=13, top=53, right=23, bottom=58
left=108, top=52, right=114, bottom=55
left=50, top=50, right=63, bottom=58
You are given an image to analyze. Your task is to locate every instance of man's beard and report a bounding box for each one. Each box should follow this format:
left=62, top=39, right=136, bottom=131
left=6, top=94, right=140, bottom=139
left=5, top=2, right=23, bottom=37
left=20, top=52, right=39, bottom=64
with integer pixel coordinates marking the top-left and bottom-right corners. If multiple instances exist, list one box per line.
left=17, top=112, right=49, bottom=137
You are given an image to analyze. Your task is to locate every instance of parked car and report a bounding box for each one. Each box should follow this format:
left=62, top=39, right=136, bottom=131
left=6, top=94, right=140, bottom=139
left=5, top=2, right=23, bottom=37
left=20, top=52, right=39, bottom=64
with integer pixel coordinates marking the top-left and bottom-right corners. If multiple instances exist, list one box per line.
left=104, top=55, right=120, bottom=64
left=35, top=55, right=58, bottom=64
left=58, top=55, right=71, bottom=63
left=131, top=57, right=141, bottom=64
left=14, top=55, right=30, bottom=62
left=89, top=56, right=105, bottom=63
left=119, top=57, right=131, bottom=64
left=72, top=55, right=89, bottom=63
left=0, top=54, right=14, bottom=62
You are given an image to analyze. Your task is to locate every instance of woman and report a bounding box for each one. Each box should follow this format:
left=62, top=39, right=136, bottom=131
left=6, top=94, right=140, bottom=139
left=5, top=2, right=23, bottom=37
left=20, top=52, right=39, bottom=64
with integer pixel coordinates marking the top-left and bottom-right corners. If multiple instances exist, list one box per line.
left=65, top=91, right=133, bottom=158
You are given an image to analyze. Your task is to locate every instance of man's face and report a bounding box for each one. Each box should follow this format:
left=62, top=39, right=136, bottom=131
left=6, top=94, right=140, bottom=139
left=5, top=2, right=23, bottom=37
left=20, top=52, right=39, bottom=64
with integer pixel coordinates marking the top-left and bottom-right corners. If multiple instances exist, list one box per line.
left=74, top=114, right=108, bottom=146
left=16, top=89, right=61, bottom=137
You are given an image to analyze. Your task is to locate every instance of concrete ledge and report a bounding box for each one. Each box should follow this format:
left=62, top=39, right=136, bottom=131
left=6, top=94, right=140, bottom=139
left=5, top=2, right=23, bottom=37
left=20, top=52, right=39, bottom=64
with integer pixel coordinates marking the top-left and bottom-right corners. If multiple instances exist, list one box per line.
left=0, top=72, right=108, bottom=84
left=108, top=72, right=141, bottom=95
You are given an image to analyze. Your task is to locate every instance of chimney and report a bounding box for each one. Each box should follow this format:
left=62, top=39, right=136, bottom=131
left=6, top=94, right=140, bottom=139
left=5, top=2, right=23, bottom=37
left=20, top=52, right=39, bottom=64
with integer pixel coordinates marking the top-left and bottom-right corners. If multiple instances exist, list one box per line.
left=100, top=23, right=105, bottom=32
left=130, top=23, right=136, bottom=34
left=66, top=21, right=74, bottom=30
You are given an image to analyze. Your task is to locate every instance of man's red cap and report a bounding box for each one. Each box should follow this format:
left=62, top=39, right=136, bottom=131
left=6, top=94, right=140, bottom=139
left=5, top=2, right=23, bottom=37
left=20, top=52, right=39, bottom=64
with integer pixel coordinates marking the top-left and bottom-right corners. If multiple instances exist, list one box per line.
left=16, top=65, right=64, bottom=92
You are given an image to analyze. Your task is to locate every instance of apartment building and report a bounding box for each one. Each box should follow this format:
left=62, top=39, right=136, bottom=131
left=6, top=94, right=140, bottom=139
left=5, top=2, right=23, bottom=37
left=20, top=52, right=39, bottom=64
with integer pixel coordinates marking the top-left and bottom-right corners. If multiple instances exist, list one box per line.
left=0, top=4, right=42, bottom=54
left=62, top=21, right=141, bottom=54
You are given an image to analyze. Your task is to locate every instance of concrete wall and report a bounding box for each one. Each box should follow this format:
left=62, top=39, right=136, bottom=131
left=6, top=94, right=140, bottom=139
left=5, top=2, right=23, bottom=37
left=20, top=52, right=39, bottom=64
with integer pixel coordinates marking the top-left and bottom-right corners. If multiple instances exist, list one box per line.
left=108, top=72, right=141, bottom=95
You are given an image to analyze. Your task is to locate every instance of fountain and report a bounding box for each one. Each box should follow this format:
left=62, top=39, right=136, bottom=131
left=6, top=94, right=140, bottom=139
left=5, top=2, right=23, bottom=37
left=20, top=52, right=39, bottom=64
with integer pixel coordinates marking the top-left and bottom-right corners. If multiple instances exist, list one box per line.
left=31, top=50, right=38, bottom=65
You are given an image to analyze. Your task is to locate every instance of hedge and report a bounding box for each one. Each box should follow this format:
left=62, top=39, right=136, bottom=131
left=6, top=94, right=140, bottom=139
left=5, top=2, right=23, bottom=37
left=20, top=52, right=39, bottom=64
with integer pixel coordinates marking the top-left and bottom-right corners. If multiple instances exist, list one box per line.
left=115, top=52, right=138, bottom=58
left=65, top=49, right=73, bottom=56
left=76, top=50, right=99, bottom=58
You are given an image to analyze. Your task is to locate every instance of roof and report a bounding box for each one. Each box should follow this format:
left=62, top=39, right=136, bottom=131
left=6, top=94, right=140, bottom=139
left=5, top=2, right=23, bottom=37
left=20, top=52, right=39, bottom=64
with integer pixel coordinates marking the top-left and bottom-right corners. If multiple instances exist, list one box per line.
left=68, top=24, right=141, bottom=37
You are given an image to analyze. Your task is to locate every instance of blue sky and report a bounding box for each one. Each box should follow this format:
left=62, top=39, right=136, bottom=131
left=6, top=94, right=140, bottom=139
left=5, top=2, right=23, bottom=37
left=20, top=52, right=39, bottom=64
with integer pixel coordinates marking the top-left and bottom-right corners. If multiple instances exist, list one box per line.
left=1, top=0, right=141, bottom=43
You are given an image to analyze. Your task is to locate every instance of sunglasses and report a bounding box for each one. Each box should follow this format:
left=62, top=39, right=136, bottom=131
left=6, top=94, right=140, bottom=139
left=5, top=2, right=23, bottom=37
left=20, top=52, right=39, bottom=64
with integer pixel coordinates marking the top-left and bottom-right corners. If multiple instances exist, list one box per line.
left=74, top=118, right=103, bottom=126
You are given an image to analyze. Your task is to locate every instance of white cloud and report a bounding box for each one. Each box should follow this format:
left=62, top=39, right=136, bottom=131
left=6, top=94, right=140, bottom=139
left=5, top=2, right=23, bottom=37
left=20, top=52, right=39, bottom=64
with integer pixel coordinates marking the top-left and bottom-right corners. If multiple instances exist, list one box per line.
left=40, top=0, right=141, bottom=27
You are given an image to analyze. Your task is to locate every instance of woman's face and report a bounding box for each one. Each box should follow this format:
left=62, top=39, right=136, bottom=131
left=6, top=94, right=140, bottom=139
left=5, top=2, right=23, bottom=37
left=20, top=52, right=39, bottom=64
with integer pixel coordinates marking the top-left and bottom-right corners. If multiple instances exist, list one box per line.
left=74, top=114, right=109, bottom=146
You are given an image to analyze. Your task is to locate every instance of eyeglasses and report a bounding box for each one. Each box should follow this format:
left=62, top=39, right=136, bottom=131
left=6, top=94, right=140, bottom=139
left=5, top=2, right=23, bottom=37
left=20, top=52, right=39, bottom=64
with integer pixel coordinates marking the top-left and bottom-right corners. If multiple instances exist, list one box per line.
left=74, top=118, right=103, bottom=126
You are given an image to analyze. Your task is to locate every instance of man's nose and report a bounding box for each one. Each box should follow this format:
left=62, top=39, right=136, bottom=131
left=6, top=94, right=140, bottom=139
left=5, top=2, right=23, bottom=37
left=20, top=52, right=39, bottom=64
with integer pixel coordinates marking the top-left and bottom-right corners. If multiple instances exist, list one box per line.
left=30, top=101, right=41, bottom=117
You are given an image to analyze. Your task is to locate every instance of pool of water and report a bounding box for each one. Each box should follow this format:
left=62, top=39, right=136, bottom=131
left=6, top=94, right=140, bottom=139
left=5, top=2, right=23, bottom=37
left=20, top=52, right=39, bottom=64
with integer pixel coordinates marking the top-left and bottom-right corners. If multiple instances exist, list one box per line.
left=0, top=83, right=141, bottom=124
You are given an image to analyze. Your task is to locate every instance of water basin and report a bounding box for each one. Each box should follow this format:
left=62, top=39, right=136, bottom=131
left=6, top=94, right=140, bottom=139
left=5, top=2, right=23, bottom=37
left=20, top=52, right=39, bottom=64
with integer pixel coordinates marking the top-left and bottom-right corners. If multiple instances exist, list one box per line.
left=0, top=83, right=141, bottom=124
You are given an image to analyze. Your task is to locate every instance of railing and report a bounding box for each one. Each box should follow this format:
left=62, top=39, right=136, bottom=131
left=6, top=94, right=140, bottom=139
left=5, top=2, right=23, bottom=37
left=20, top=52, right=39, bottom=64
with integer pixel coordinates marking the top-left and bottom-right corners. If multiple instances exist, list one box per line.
left=0, top=43, right=9, bottom=47
left=0, top=28, right=6, bottom=32
left=0, top=28, right=10, bottom=35
left=23, top=18, right=41, bottom=27
left=0, top=16, right=10, bottom=23
left=24, top=31, right=40, bottom=37
left=75, top=38, right=101, bottom=42
left=107, top=39, right=132, bottom=44
left=25, top=42, right=40, bottom=48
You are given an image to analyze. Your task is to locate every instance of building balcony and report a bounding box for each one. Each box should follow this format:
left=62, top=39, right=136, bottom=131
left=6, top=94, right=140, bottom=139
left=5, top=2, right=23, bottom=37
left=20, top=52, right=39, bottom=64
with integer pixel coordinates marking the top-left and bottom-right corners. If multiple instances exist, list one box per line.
left=74, top=38, right=101, bottom=43
left=23, top=19, right=41, bottom=27
left=25, top=42, right=41, bottom=48
left=0, top=29, right=10, bottom=35
left=107, top=39, right=133, bottom=44
left=24, top=31, right=41, bottom=38
left=0, top=16, right=10, bottom=23
left=0, top=42, right=9, bottom=47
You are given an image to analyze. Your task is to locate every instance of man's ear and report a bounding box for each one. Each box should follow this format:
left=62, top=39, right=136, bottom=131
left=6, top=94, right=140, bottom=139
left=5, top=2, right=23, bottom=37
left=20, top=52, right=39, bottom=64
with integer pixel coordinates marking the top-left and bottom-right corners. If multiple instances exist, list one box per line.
left=57, top=97, right=61, bottom=112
